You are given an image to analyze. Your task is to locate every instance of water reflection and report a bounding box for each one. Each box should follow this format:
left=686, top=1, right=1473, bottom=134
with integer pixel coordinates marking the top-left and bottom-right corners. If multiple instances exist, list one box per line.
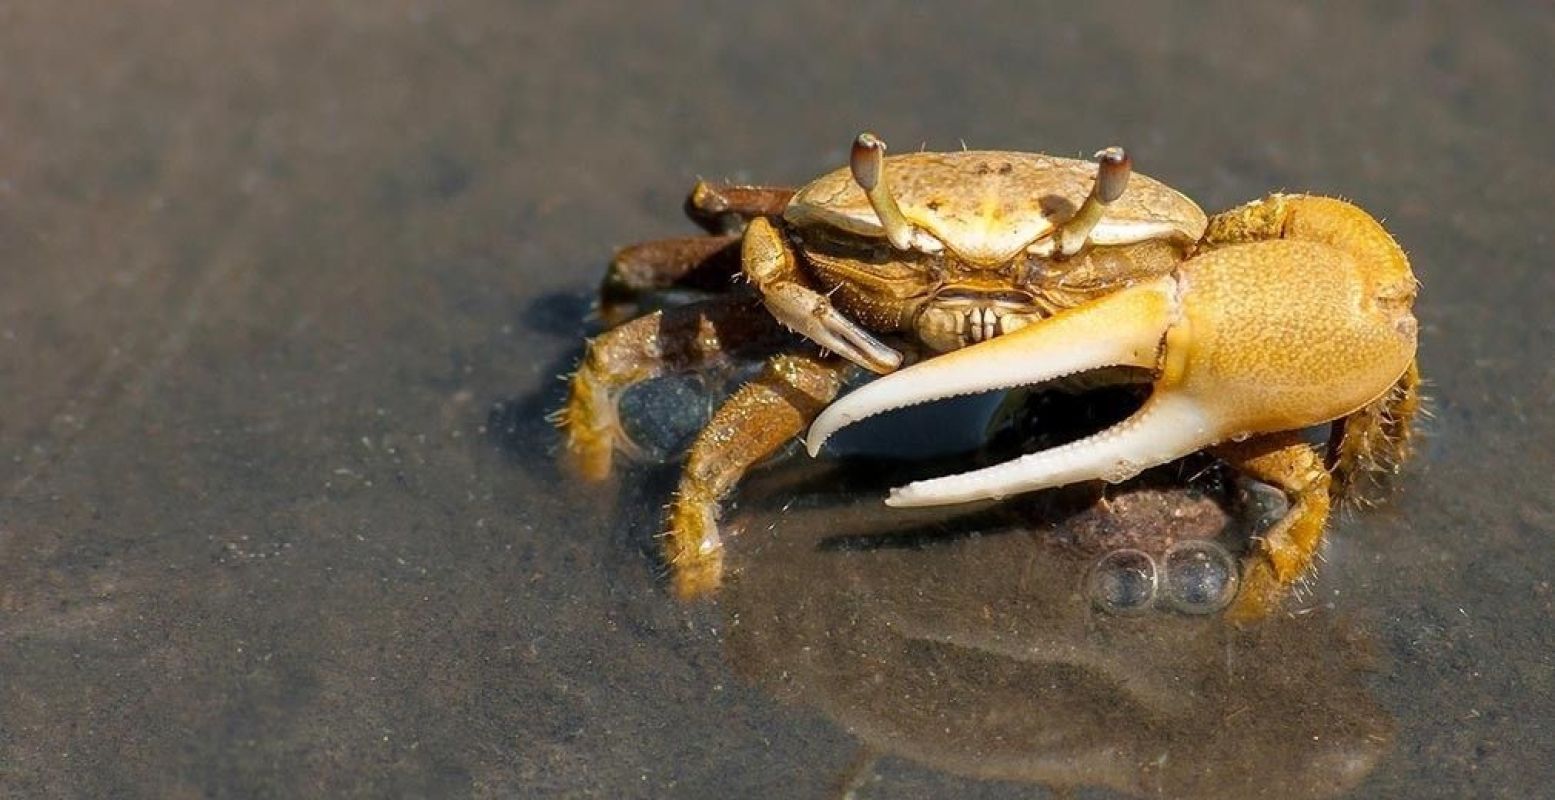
left=721, top=465, right=1393, bottom=798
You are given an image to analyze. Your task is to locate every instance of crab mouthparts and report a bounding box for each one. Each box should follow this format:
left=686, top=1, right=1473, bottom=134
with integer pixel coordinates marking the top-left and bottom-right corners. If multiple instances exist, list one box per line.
left=805, top=275, right=1221, bottom=507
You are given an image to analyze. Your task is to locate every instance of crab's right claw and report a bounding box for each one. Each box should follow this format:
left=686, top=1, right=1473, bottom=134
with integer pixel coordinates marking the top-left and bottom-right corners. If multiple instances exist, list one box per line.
left=743, top=216, right=903, bottom=374
left=759, top=281, right=903, bottom=374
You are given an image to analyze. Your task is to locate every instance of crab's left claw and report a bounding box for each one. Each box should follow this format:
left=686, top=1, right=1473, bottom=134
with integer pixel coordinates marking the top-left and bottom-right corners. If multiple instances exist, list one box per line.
left=807, top=213, right=1418, bottom=507
left=806, top=274, right=1197, bottom=504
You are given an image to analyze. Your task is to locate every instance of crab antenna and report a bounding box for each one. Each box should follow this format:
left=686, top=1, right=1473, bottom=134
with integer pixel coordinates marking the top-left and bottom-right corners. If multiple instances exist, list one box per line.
left=1051, top=146, right=1132, bottom=257
left=850, top=133, right=916, bottom=250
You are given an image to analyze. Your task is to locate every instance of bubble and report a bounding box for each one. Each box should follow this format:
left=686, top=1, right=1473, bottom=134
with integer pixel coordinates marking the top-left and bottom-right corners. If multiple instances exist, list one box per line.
left=1086, top=548, right=1159, bottom=615
left=615, top=374, right=714, bottom=463
left=1160, top=540, right=1239, bottom=615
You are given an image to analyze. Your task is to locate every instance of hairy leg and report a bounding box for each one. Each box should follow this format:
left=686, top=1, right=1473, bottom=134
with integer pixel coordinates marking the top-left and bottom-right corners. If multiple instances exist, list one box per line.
left=559, top=295, right=788, bottom=480
left=664, top=352, right=848, bottom=599
left=1328, top=359, right=1422, bottom=501
left=1212, top=431, right=1332, bottom=621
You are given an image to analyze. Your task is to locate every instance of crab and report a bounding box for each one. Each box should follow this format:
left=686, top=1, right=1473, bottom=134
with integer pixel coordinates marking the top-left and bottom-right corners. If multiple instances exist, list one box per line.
left=560, top=132, right=1419, bottom=619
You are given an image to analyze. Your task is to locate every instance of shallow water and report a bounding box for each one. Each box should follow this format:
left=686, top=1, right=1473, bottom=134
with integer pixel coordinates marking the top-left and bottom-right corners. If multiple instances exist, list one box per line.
left=2, top=2, right=1553, bottom=797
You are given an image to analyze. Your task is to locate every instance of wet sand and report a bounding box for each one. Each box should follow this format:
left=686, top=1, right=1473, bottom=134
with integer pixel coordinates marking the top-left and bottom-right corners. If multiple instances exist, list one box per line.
left=2, top=3, right=1552, bottom=797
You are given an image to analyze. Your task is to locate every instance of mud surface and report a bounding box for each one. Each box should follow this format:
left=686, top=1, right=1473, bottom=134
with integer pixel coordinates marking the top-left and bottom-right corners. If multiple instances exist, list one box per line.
left=2, top=3, right=1552, bottom=797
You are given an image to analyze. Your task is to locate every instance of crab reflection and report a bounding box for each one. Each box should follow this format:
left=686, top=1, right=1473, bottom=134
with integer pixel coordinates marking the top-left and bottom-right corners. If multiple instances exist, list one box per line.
left=720, top=463, right=1392, bottom=799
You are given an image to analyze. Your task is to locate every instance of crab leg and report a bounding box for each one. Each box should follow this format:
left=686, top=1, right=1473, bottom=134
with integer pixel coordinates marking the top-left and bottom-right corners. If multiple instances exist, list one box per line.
left=665, top=352, right=848, bottom=598
left=599, top=234, right=743, bottom=323
left=561, top=295, right=789, bottom=480
left=597, top=182, right=798, bottom=322
left=808, top=196, right=1418, bottom=509
left=1210, top=431, right=1332, bottom=621
left=684, top=180, right=795, bottom=235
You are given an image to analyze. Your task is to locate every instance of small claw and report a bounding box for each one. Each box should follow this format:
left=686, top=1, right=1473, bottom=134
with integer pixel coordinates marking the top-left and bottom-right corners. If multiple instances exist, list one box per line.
left=764, top=283, right=903, bottom=373
left=806, top=275, right=1178, bottom=457
left=743, top=215, right=903, bottom=373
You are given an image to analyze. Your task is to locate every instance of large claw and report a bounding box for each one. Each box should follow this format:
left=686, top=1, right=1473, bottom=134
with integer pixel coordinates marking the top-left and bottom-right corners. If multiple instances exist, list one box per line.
left=806, top=232, right=1418, bottom=508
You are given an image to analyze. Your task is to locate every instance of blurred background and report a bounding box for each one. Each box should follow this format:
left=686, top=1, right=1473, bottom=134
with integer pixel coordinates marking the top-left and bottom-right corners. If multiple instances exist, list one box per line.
left=2, top=2, right=1551, bottom=797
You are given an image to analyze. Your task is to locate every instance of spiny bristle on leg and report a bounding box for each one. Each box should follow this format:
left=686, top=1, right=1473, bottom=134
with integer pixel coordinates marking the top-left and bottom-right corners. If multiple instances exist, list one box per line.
left=559, top=368, right=622, bottom=480
left=663, top=491, right=725, bottom=599
left=1330, top=361, right=1423, bottom=505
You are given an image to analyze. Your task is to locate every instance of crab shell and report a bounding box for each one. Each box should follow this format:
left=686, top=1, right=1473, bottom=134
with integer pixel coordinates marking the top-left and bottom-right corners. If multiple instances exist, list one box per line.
left=784, top=150, right=1207, bottom=264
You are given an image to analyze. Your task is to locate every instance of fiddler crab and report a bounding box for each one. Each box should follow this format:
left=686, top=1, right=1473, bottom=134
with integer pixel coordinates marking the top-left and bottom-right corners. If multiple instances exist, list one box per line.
left=560, top=132, right=1420, bottom=620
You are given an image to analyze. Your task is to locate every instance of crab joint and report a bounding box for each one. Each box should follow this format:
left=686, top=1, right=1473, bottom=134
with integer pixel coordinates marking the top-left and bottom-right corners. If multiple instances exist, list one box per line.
left=1047, top=146, right=1133, bottom=258
left=850, top=133, right=919, bottom=251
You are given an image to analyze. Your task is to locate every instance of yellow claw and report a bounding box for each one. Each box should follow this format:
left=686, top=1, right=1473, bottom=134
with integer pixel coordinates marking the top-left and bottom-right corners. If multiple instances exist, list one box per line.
left=807, top=195, right=1418, bottom=508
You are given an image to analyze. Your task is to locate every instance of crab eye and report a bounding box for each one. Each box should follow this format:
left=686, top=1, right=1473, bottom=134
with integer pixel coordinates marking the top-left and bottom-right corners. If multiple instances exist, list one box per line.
left=1086, top=548, right=1158, bottom=615
left=1160, top=540, right=1239, bottom=615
